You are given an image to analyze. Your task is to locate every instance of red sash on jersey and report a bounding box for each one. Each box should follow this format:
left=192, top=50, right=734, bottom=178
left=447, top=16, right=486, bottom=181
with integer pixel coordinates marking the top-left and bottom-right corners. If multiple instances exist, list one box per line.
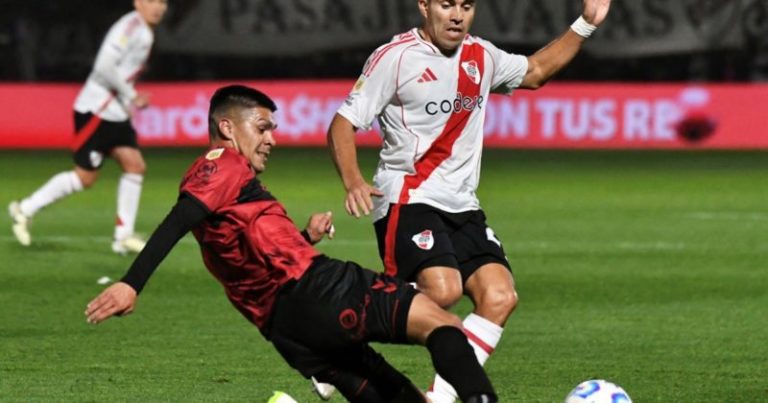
left=384, top=42, right=486, bottom=276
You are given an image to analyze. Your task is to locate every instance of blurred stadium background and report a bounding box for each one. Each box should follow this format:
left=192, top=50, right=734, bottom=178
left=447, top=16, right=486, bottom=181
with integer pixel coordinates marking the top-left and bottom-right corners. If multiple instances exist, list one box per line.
left=1, top=1, right=767, bottom=402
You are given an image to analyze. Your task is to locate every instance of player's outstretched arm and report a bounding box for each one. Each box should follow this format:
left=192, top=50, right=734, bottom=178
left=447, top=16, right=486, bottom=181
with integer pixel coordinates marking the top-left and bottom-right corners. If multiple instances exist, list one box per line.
left=85, top=282, right=137, bottom=324
left=84, top=196, right=209, bottom=324
left=327, top=114, right=383, bottom=218
left=520, top=0, right=611, bottom=89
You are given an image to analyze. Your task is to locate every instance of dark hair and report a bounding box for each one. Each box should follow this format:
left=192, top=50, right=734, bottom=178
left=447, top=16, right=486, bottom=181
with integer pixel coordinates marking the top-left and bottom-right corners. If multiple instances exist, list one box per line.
left=208, top=85, right=277, bottom=140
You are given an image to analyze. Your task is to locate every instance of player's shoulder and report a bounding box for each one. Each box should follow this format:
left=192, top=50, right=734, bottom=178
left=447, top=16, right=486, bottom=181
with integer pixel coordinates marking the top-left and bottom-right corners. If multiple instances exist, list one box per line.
left=112, top=10, right=151, bottom=38
left=463, top=34, right=514, bottom=61
left=374, top=30, right=420, bottom=55
left=182, top=147, right=250, bottom=189
left=187, top=147, right=245, bottom=174
left=362, top=29, right=420, bottom=76
left=202, top=147, right=246, bottom=166
left=462, top=34, right=495, bottom=51
left=202, top=147, right=227, bottom=161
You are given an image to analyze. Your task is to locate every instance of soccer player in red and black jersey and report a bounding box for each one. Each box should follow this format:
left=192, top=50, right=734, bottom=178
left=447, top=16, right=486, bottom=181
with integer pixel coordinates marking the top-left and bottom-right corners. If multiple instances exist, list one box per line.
left=85, top=85, right=498, bottom=403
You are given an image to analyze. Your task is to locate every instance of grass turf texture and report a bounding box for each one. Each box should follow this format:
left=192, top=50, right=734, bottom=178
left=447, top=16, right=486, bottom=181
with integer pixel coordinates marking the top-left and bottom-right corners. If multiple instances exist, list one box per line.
left=1, top=148, right=766, bottom=402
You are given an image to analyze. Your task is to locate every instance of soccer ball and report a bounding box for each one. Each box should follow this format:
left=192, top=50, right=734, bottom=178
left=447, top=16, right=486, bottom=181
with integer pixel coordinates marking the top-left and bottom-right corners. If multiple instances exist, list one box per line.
left=565, top=379, right=632, bottom=403
left=267, top=391, right=298, bottom=403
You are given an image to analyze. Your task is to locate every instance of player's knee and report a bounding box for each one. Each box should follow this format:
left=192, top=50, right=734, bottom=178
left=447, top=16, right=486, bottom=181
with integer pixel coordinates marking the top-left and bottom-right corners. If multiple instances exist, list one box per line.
left=478, top=285, right=518, bottom=318
left=81, top=178, right=96, bottom=189
left=426, top=306, right=463, bottom=329
left=77, top=172, right=98, bottom=188
left=422, top=285, right=463, bottom=309
left=126, top=161, right=146, bottom=175
left=444, top=312, right=463, bottom=328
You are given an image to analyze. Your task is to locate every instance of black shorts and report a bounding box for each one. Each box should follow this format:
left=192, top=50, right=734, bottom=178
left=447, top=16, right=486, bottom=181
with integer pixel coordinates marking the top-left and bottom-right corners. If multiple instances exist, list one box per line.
left=72, top=111, right=138, bottom=170
left=374, top=203, right=511, bottom=283
left=267, top=257, right=417, bottom=378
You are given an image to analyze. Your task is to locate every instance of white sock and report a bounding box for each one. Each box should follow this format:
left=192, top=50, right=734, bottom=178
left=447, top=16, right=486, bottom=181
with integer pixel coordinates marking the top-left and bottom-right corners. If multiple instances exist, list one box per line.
left=114, top=173, right=143, bottom=241
left=427, top=313, right=504, bottom=403
left=19, top=171, right=84, bottom=217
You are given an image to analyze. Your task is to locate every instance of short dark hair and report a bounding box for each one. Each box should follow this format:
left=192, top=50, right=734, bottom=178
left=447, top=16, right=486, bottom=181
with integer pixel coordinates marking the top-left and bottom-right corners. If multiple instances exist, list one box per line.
left=208, top=85, right=277, bottom=140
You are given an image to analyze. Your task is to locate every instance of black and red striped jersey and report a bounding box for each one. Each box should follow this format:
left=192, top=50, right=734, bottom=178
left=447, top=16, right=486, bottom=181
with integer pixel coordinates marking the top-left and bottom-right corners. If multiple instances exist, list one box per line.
left=180, top=147, right=321, bottom=329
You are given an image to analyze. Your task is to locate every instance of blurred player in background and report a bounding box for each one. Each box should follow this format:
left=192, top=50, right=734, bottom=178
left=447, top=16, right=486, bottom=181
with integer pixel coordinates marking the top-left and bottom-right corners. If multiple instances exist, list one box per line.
left=8, top=0, right=168, bottom=254
left=85, top=85, right=498, bottom=403
left=328, top=0, right=612, bottom=401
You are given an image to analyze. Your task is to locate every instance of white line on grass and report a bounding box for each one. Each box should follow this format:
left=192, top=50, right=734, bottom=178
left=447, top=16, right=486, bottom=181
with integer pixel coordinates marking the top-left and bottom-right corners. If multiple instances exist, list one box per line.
left=686, top=212, right=768, bottom=221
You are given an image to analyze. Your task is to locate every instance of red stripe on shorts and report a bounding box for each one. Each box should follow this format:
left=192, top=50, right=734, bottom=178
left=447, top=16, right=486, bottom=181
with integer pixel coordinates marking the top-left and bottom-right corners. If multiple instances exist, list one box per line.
left=70, top=114, right=103, bottom=151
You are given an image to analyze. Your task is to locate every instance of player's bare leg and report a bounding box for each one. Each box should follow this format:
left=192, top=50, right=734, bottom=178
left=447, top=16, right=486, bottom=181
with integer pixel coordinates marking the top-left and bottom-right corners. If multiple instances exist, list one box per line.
left=407, top=293, right=497, bottom=402
left=415, top=266, right=464, bottom=309
left=428, top=263, right=517, bottom=403
left=111, top=146, right=146, bottom=254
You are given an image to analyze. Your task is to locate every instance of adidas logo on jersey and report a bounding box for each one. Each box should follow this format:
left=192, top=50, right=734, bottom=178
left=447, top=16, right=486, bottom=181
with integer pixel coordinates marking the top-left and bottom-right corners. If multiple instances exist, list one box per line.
left=417, top=68, right=438, bottom=83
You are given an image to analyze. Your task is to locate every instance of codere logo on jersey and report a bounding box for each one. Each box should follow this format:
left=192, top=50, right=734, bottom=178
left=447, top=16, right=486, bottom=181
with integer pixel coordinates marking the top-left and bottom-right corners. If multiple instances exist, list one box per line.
left=412, top=230, right=435, bottom=250
left=425, top=91, right=484, bottom=116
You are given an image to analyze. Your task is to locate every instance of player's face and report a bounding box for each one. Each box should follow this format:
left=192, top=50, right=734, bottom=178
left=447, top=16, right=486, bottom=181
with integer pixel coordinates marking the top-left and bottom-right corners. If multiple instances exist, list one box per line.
left=419, top=0, right=476, bottom=54
left=134, top=0, right=168, bottom=27
left=231, top=106, right=278, bottom=174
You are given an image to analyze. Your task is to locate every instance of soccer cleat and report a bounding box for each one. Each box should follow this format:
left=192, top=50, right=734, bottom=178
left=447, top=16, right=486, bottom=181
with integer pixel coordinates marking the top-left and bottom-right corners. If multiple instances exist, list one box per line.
left=111, top=234, right=146, bottom=255
left=311, top=376, right=336, bottom=401
left=8, top=201, right=31, bottom=246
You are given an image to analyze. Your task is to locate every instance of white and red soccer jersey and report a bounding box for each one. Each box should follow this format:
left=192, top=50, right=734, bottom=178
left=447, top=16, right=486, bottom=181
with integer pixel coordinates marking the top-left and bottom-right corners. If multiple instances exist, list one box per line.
left=73, top=10, right=154, bottom=122
left=337, top=29, right=528, bottom=222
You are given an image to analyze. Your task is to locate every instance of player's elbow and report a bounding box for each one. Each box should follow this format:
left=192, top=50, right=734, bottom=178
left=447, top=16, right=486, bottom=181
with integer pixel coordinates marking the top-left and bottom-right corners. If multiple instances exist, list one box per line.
left=327, top=114, right=358, bottom=147
left=520, top=59, right=554, bottom=90
left=520, top=69, right=548, bottom=90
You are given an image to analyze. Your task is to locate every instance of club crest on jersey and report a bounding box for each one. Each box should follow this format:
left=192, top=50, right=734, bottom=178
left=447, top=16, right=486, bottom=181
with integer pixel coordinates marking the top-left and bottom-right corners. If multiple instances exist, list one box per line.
left=412, top=230, right=434, bottom=250
left=461, top=60, right=480, bottom=84
left=338, top=308, right=358, bottom=330
left=195, top=161, right=218, bottom=181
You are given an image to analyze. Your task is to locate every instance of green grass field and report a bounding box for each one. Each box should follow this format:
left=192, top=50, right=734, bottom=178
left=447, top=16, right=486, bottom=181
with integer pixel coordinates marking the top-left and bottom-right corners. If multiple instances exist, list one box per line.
left=1, top=148, right=766, bottom=402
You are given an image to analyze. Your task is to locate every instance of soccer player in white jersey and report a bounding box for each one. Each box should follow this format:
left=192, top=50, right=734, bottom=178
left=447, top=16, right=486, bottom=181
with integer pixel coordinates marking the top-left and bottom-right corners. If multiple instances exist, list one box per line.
left=328, top=0, right=611, bottom=401
left=8, top=0, right=168, bottom=254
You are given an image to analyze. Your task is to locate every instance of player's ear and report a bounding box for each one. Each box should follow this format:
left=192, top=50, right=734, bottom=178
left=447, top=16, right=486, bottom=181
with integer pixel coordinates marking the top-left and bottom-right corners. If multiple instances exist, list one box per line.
left=217, top=119, right=234, bottom=141
left=418, top=0, right=429, bottom=18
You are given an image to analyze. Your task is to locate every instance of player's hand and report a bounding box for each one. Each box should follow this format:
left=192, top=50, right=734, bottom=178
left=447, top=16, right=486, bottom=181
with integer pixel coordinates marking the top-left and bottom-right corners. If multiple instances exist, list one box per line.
left=582, top=0, right=611, bottom=26
left=85, top=282, right=137, bottom=324
left=304, top=211, right=335, bottom=243
left=345, top=180, right=383, bottom=218
left=132, top=92, right=151, bottom=109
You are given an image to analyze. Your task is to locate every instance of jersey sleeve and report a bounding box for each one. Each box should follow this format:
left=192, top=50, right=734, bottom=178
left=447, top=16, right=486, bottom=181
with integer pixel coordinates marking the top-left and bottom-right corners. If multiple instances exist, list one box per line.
left=180, top=149, right=246, bottom=213
left=92, top=14, right=142, bottom=104
left=482, top=39, right=529, bottom=95
left=120, top=195, right=208, bottom=293
left=336, top=44, right=400, bottom=130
